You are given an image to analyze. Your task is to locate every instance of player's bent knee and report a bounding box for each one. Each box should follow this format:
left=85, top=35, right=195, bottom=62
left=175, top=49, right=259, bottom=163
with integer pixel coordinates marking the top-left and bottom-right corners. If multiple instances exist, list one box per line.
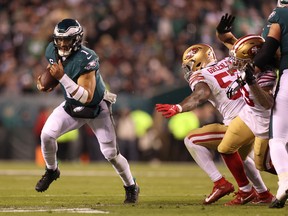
left=40, top=131, right=56, bottom=145
left=269, top=138, right=286, bottom=147
left=253, top=155, right=265, bottom=171
left=254, top=162, right=265, bottom=171
left=184, top=137, right=190, bottom=147
left=101, top=146, right=118, bottom=161
left=217, top=145, right=235, bottom=154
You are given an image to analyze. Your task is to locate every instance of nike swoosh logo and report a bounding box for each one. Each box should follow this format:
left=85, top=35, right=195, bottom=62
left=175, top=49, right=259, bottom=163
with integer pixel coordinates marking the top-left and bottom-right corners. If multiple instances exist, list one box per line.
left=205, top=189, right=219, bottom=203
left=73, top=106, right=85, bottom=112
left=87, top=55, right=92, bottom=60
left=241, top=192, right=254, bottom=203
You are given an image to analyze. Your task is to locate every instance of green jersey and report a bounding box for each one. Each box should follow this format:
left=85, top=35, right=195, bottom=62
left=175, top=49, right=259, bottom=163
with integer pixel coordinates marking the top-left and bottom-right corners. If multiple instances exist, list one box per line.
left=264, top=7, right=288, bottom=72
left=45, top=42, right=106, bottom=109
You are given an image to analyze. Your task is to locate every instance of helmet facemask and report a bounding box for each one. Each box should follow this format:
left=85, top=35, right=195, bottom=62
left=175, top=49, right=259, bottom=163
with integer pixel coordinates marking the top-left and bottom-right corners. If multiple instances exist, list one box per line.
left=182, top=61, right=195, bottom=82
left=228, top=49, right=251, bottom=71
left=53, top=19, right=83, bottom=57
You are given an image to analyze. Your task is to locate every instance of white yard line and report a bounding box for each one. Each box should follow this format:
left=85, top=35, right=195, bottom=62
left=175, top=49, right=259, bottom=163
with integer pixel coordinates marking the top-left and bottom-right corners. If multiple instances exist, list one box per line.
left=0, top=170, right=115, bottom=176
left=0, top=169, right=200, bottom=177
left=0, top=207, right=109, bottom=214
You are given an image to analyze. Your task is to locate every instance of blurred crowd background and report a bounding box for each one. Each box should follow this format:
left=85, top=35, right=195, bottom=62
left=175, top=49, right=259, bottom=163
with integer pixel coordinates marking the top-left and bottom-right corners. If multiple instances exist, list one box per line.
left=0, top=0, right=277, bottom=163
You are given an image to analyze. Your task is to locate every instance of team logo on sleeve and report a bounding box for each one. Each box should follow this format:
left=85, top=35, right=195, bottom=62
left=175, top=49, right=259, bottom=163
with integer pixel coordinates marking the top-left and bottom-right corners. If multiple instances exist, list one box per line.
left=84, top=60, right=97, bottom=70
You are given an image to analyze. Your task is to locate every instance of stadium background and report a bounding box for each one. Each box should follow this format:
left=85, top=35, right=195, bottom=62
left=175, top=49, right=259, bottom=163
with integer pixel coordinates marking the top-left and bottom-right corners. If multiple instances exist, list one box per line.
left=0, top=0, right=276, bottom=162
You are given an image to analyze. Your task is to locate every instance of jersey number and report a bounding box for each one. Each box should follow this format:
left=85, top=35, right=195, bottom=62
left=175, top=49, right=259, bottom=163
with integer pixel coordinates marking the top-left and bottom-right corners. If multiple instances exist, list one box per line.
left=214, top=72, right=254, bottom=106
left=214, top=72, right=242, bottom=100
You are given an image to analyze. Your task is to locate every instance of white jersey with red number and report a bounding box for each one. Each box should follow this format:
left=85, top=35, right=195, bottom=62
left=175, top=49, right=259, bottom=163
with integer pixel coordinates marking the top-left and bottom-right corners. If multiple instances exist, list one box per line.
left=188, top=57, right=245, bottom=126
left=238, top=70, right=277, bottom=138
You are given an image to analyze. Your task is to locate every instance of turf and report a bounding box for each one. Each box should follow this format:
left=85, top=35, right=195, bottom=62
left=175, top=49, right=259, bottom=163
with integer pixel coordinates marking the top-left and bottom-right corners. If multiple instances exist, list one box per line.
left=0, top=161, right=285, bottom=216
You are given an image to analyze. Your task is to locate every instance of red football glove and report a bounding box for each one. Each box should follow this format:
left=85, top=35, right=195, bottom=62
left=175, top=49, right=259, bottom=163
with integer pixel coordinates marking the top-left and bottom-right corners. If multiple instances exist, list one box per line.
left=155, top=104, right=182, bottom=118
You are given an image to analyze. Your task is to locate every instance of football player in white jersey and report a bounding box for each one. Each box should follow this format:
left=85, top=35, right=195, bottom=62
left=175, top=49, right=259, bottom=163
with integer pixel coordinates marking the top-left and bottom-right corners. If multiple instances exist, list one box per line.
left=215, top=14, right=278, bottom=206
left=217, top=35, right=277, bottom=206
left=155, top=43, right=273, bottom=205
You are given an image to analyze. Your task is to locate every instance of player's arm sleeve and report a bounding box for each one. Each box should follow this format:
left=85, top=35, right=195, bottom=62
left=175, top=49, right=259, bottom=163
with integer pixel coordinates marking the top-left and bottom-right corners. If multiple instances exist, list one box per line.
left=253, top=36, right=280, bottom=71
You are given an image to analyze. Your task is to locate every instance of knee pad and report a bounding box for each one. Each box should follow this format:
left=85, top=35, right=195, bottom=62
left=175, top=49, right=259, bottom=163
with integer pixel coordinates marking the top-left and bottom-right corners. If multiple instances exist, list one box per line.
left=184, top=137, right=202, bottom=151
left=269, top=138, right=287, bottom=147
left=40, top=132, right=57, bottom=152
left=40, top=132, right=55, bottom=143
left=184, top=137, right=190, bottom=148
left=217, top=144, right=234, bottom=154
left=253, top=138, right=269, bottom=171
left=101, top=142, right=118, bottom=161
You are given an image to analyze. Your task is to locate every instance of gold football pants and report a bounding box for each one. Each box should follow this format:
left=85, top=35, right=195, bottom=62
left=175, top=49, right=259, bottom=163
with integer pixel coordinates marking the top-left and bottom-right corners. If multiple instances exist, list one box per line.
left=218, top=116, right=270, bottom=171
left=185, top=122, right=252, bottom=160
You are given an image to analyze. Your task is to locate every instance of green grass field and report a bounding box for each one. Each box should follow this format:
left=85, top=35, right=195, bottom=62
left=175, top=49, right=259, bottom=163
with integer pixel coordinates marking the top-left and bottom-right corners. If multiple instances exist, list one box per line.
left=0, top=161, right=286, bottom=216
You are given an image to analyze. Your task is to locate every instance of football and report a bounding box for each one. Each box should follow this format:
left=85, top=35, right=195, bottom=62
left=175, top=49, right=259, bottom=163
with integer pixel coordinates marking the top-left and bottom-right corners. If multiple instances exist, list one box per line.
left=39, top=67, right=59, bottom=91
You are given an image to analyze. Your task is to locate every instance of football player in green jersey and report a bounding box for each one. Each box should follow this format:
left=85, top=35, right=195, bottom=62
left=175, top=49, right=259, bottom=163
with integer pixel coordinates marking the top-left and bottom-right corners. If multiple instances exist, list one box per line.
left=253, top=0, right=288, bottom=208
left=35, top=18, right=139, bottom=204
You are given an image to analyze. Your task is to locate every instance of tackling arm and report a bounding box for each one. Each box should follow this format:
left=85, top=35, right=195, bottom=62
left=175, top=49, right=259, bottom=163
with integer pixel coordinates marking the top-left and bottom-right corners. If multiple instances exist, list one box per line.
left=244, top=64, right=274, bottom=109
left=155, top=82, right=211, bottom=118
left=180, top=82, right=212, bottom=111
left=249, top=84, right=274, bottom=109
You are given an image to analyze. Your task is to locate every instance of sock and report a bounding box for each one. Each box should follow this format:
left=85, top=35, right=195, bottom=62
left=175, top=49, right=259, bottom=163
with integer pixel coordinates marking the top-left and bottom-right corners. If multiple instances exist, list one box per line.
left=41, top=132, right=58, bottom=171
left=243, top=156, right=267, bottom=193
left=109, top=154, right=134, bottom=186
left=221, top=152, right=250, bottom=188
left=184, top=138, right=222, bottom=182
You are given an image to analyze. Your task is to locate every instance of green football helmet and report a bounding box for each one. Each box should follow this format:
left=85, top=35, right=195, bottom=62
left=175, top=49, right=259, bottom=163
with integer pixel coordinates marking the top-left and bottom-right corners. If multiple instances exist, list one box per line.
left=53, top=18, right=83, bottom=57
left=278, top=0, right=288, bottom=7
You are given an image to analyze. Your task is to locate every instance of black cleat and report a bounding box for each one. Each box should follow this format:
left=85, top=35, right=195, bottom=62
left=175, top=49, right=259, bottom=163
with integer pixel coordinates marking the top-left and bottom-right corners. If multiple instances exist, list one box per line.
left=269, top=197, right=286, bottom=208
left=35, top=167, right=60, bottom=192
left=124, top=180, right=140, bottom=204
left=269, top=188, right=288, bottom=208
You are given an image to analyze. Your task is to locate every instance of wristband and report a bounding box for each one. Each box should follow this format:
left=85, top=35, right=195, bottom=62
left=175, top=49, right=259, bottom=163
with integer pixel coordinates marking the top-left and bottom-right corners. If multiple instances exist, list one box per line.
left=59, top=74, right=89, bottom=104
left=77, top=87, right=89, bottom=104
left=176, top=104, right=183, bottom=113
left=59, top=74, right=78, bottom=94
left=72, top=86, right=89, bottom=104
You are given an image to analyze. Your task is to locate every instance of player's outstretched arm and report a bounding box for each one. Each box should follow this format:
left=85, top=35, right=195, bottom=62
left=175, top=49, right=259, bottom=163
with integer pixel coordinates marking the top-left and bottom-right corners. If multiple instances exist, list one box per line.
left=216, top=13, right=237, bottom=49
left=155, top=82, right=211, bottom=118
